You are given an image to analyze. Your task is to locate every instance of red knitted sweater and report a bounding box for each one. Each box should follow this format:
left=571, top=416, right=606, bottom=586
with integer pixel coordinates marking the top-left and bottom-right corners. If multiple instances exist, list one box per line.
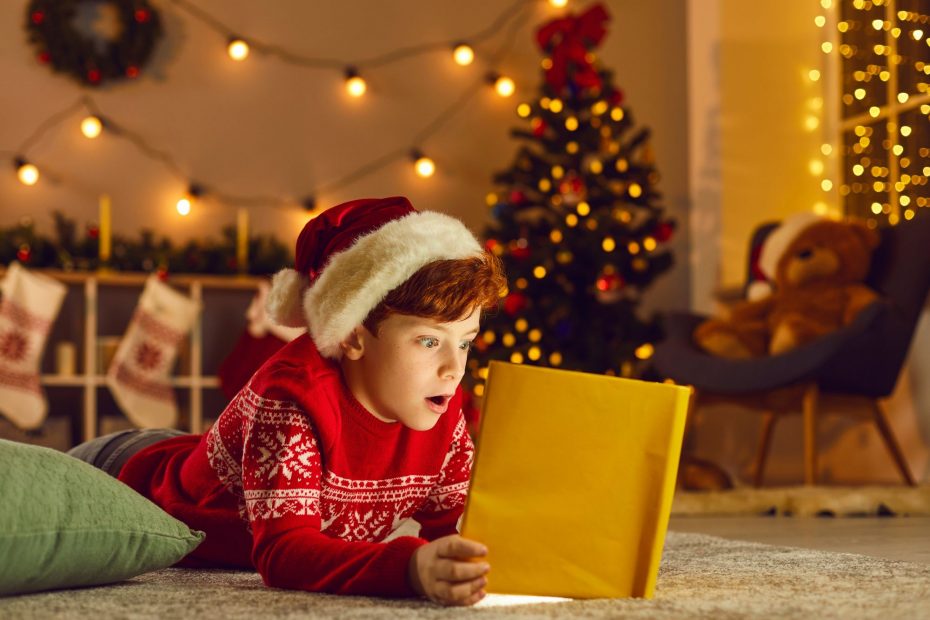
left=118, top=334, right=473, bottom=597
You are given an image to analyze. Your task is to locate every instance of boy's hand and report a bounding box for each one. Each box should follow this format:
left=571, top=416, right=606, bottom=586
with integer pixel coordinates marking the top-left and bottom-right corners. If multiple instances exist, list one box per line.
left=408, top=535, right=490, bottom=606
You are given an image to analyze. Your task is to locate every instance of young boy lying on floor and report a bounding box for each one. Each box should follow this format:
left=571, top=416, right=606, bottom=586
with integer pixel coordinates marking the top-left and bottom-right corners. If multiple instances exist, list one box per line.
left=69, top=196, right=506, bottom=606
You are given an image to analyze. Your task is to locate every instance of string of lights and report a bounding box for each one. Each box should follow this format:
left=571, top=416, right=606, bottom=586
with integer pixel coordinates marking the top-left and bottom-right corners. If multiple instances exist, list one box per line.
left=810, top=0, right=930, bottom=227
left=7, top=0, right=565, bottom=216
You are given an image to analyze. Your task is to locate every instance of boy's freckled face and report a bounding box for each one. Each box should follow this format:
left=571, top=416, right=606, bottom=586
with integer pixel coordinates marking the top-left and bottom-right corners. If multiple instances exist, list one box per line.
left=341, top=310, right=481, bottom=431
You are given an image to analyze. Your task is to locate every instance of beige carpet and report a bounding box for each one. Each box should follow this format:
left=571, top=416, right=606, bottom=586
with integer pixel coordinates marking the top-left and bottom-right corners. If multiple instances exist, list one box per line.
left=672, top=485, right=930, bottom=517
left=2, top=531, right=928, bottom=619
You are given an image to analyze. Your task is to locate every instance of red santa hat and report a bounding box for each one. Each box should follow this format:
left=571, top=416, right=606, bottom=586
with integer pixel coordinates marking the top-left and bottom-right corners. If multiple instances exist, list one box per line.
left=266, top=196, right=482, bottom=358
left=758, top=212, right=823, bottom=281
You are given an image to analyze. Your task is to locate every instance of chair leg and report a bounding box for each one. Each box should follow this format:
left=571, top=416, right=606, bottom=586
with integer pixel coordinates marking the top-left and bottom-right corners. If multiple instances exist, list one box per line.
left=802, top=384, right=819, bottom=486
left=753, top=412, right=778, bottom=488
left=870, top=400, right=916, bottom=487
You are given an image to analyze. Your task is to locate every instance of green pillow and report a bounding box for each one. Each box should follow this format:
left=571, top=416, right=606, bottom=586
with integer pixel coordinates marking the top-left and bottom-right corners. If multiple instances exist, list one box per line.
left=0, top=438, right=204, bottom=596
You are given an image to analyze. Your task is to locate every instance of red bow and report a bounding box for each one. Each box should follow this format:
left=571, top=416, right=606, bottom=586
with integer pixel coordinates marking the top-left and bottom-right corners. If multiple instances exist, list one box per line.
left=535, top=3, right=610, bottom=93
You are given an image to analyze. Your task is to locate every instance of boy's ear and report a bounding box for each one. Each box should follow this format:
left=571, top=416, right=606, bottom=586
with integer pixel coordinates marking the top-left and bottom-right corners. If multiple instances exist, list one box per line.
left=339, top=327, right=365, bottom=361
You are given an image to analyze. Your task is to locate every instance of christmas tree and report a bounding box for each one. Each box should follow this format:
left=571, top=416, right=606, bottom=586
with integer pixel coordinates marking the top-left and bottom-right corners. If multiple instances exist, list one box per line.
left=470, top=3, right=675, bottom=394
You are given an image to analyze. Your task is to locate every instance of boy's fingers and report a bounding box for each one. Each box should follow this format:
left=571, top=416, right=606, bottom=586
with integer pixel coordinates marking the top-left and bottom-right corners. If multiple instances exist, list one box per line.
left=446, top=578, right=486, bottom=604
left=437, top=560, right=489, bottom=582
left=438, top=536, right=488, bottom=559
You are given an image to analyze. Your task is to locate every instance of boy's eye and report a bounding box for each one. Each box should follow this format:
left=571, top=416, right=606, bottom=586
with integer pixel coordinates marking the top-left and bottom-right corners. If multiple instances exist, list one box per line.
left=418, top=337, right=439, bottom=349
left=459, top=340, right=474, bottom=351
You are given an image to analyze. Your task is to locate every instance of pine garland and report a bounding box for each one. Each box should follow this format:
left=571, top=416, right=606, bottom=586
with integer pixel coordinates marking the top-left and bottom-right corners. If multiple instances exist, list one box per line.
left=0, top=212, right=292, bottom=275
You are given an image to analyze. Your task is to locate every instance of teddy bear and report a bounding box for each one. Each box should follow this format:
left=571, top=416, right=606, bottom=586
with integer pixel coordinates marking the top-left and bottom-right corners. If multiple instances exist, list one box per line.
left=694, top=213, right=881, bottom=358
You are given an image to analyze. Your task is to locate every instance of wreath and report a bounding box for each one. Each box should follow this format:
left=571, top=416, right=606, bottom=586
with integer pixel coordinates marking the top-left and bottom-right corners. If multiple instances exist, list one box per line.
left=26, top=0, right=163, bottom=87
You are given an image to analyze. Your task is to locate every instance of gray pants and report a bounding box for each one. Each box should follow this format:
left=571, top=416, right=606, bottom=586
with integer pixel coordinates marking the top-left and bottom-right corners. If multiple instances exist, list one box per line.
left=67, top=428, right=188, bottom=477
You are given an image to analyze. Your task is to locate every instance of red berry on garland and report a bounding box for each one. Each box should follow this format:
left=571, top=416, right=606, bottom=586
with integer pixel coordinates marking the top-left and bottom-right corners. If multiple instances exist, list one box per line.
left=126, top=65, right=140, bottom=78
left=87, top=69, right=101, bottom=84
left=503, top=292, right=528, bottom=316
left=654, top=221, right=675, bottom=242
left=31, top=11, right=44, bottom=25
left=16, top=244, right=31, bottom=262
left=135, top=9, right=151, bottom=23
left=37, top=51, right=50, bottom=64
left=509, top=190, right=525, bottom=204
left=609, top=89, right=624, bottom=105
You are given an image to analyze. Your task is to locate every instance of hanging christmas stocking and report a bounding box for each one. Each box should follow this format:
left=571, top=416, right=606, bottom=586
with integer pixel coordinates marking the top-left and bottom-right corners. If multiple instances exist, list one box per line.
left=0, top=263, right=67, bottom=430
left=218, top=280, right=304, bottom=399
left=106, top=275, right=200, bottom=428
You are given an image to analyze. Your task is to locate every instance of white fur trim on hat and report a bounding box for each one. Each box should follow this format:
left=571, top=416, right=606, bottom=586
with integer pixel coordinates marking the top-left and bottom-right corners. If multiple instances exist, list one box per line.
left=758, top=212, right=822, bottom=281
left=304, top=211, right=482, bottom=359
left=266, top=268, right=309, bottom=328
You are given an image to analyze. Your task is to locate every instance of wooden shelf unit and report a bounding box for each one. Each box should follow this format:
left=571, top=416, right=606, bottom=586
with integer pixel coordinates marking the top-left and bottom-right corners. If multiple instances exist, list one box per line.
left=19, top=270, right=264, bottom=442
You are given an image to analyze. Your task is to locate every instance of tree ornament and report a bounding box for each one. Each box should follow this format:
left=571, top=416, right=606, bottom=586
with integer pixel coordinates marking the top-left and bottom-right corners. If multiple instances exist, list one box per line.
left=654, top=221, right=675, bottom=242
left=503, top=292, right=528, bottom=316
left=532, top=118, right=547, bottom=137
left=595, top=271, right=625, bottom=304
left=25, top=0, right=163, bottom=88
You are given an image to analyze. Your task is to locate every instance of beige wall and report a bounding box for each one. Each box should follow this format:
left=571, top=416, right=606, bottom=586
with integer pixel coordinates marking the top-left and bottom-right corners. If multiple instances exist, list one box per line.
left=718, top=0, right=829, bottom=287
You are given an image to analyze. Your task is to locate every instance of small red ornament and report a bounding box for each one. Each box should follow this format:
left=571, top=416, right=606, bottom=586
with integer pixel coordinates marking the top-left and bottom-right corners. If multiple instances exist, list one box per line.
left=509, top=240, right=530, bottom=260
left=156, top=267, right=169, bottom=281
left=87, top=225, right=99, bottom=239
left=126, top=65, right=140, bottom=78
left=16, top=245, right=31, bottom=262
left=509, top=190, right=526, bottom=204
left=37, top=51, right=50, bottom=64
left=596, top=273, right=624, bottom=292
left=608, top=89, right=624, bottom=105
left=484, top=238, right=499, bottom=252
left=503, top=292, right=528, bottom=316
left=135, top=9, right=151, bottom=23
left=654, top=221, right=675, bottom=242
left=532, top=118, right=546, bottom=137
left=31, top=11, right=45, bottom=25
left=87, top=69, right=101, bottom=83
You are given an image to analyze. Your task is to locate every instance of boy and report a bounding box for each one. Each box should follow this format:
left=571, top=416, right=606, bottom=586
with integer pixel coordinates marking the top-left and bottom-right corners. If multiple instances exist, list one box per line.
left=69, top=197, right=506, bottom=606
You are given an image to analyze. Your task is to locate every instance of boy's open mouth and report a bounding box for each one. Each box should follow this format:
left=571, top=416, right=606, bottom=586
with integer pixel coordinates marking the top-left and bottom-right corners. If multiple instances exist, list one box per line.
left=425, top=394, right=451, bottom=413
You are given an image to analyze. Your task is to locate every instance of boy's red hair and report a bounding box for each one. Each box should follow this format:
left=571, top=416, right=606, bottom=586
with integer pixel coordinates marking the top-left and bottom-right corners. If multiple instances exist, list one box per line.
left=363, top=253, right=505, bottom=333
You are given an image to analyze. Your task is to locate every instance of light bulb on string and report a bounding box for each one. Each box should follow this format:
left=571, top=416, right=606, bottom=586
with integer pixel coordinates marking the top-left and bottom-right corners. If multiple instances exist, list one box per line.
left=14, top=158, right=39, bottom=186
left=176, top=184, right=204, bottom=216
left=81, top=115, right=103, bottom=139
left=227, top=37, right=250, bottom=61
left=487, top=72, right=515, bottom=97
left=549, top=0, right=568, bottom=7
left=344, top=67, right=367, bottom=97
left=452, top=43, right=474, bottom=66
left=411, top=150, right=435, bottom=178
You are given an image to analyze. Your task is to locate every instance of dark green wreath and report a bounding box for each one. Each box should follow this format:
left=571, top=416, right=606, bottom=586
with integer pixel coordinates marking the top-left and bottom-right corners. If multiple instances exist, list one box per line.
left=26, top=0, right=163, bottom=87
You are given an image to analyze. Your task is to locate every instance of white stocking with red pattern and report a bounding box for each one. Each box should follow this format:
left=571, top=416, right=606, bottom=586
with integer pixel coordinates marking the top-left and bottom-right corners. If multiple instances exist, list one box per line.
left=0, top=263, right=66, bottom=429
left=106, top=275, right=200, bottom=428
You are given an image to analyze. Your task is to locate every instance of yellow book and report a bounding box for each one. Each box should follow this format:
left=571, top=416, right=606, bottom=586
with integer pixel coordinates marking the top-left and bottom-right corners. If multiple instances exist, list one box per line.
left=461, top=361, right=690, bottom=599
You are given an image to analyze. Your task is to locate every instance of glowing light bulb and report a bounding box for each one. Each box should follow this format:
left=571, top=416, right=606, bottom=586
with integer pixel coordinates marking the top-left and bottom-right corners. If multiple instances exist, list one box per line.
left=809, top=69, right=821, bottom=81
left=345, top=69, right=366, bottom=97
left=494, top=75, right=515, bottom=97
left=176, top=198, right=191, bottom=215
left=452, top=43, right=474, bottom=66
left=516, top=103, right=531, bottom=117
left=412, top=151, right=435, bottom=178
left=549, top=0, right=568, bottom=6
left=16, top=161, right=39, bottom=186
left=227, top=38, right=250, bottom=61
left=81, top=116, right=102, bottom=138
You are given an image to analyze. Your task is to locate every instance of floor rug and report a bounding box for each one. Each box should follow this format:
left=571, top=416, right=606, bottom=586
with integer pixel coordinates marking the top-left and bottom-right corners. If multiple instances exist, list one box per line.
left=2, top=531, right=928, bottom=619
left=672, top=484, right=930, bottom=517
